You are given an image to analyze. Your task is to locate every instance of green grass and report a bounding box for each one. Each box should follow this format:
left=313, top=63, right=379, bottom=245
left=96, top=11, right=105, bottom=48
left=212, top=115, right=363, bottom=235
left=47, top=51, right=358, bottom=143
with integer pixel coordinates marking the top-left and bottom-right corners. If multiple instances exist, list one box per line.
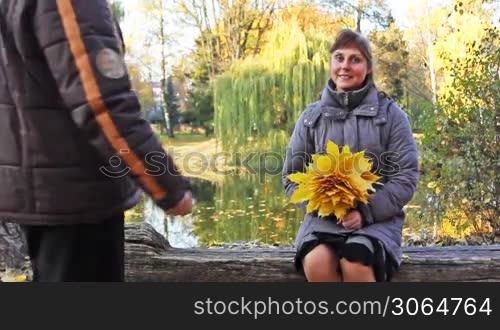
left=159, top=132, right=211, bottom=146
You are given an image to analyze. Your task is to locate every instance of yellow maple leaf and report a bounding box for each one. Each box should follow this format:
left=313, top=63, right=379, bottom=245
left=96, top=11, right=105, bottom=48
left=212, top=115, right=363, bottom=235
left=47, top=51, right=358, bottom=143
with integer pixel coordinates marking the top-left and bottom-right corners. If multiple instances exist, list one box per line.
left=288, top=140, right=382, bottom=222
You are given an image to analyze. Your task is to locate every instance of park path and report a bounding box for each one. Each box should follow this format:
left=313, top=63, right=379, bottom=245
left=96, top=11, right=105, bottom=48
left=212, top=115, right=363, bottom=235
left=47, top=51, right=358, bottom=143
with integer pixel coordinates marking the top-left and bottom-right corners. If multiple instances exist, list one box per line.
left=161, top=137, right=241, bottom=183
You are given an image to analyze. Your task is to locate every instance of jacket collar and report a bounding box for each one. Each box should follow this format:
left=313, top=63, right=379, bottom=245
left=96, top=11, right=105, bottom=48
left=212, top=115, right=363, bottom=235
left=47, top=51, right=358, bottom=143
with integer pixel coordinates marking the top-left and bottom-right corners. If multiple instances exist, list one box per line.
left=319, top=80, right=379, bottom=120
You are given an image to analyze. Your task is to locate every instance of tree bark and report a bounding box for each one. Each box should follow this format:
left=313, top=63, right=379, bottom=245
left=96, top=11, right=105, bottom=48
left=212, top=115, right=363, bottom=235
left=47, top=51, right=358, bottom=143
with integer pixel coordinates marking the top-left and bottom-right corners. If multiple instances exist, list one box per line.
left=3, top=222, right=498, bottom=282
left=125, top=223, right=500, bottom=282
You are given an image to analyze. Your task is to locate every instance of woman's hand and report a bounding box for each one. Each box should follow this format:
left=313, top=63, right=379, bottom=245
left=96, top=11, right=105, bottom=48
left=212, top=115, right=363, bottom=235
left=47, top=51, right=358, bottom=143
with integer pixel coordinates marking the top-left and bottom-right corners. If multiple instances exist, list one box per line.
left=342, top=209, right=363, bottom=230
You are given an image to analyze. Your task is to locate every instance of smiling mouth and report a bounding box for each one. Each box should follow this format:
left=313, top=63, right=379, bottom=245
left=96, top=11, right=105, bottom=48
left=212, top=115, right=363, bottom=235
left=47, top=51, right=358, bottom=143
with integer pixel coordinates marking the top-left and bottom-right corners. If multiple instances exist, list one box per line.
left=338, top=75, right=352, bottom=80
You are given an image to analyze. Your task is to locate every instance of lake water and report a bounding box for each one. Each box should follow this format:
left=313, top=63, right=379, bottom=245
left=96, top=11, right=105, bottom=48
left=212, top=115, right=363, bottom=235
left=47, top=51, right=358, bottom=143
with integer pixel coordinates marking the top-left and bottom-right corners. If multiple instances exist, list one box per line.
left=126, top=174, right=305, bottom=248
left=126, top=171, right=433, bottom=248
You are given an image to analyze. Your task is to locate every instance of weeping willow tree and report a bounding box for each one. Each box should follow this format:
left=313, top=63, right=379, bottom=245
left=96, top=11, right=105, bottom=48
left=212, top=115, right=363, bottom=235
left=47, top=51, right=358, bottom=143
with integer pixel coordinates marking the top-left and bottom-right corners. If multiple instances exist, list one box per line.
left=214, top=16, right=332, bottom=155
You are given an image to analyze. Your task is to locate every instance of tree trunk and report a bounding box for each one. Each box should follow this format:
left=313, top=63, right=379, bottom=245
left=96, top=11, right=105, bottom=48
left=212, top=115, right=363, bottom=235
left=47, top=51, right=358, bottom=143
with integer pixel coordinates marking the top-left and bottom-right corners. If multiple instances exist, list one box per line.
left=426, top=30, right=438, bottom=107
left=3, top=223, right=499, bottom=282
left=124, top=224, right=500, bottom=282
left=356, top=7, right=362, bottom=32
left=159, top=4, right=174, bottom=138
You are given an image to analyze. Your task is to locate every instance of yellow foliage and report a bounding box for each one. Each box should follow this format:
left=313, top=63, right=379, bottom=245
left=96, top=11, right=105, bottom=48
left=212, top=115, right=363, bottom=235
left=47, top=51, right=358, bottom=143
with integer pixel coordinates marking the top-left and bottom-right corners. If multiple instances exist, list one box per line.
left=436, top=208, right=494, bottom=240
left=278, top=4, right=354, bottom=38
left=0, top=270, right=28, bottom=282
left=288, top=141, right=381, bottom=221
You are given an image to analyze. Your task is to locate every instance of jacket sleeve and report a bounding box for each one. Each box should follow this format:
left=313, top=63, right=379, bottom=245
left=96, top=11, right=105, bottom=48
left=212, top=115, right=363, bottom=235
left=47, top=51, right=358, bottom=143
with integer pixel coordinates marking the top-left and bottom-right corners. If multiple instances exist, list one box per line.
left=32, top=0, right=190, bottom=210
left=281, top=110, right=315, bottom=207
left=357, top=104, right=420, bottom=224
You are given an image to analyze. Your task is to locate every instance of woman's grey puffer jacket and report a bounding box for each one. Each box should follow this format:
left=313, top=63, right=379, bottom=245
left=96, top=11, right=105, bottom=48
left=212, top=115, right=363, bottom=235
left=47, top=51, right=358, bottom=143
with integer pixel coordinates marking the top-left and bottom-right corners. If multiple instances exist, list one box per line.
left=282, top=81, right=420, bottom=265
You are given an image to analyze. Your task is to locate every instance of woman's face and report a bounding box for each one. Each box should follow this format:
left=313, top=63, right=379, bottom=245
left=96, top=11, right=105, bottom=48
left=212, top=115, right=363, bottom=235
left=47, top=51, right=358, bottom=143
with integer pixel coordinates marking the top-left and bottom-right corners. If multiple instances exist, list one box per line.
left=330, top=43, right=370, bottom=92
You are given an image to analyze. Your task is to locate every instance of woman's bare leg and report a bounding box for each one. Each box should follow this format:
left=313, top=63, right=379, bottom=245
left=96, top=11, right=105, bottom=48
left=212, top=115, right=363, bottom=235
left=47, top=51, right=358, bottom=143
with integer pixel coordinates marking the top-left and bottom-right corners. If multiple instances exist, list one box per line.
left=339, top=258, right=376, bottom=282
left=302, top=244, right=342, bottom=282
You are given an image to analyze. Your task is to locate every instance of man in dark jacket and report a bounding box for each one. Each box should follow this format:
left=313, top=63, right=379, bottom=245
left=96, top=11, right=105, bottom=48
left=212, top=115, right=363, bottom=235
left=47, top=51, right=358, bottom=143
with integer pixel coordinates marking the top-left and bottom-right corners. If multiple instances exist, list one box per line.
left=0, top=0, right=192, bottom=281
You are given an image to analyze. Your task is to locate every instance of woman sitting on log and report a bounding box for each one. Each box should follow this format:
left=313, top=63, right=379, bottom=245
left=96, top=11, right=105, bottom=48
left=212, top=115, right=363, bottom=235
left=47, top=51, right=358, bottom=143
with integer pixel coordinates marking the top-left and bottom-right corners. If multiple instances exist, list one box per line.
left=282, top=29, right=420, bottom=282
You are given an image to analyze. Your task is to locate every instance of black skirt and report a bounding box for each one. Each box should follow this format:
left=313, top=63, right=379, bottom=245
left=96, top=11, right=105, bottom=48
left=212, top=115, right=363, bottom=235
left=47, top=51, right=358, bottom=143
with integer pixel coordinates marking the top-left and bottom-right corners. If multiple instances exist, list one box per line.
left=295, top=232, right=397, bottom=282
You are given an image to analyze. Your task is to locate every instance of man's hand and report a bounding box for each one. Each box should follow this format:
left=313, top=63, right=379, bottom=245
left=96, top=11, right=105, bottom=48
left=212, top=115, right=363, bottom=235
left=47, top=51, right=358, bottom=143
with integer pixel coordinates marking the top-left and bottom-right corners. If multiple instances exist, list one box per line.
left=166, top=191, right=193, bottom=216
left=342, top=209, right=363, bottom=230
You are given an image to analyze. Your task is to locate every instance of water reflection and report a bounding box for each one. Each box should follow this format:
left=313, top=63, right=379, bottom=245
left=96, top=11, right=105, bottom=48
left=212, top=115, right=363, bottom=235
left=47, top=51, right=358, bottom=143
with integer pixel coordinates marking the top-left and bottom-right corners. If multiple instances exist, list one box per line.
left=126, top=171, right=441, bottom=248
left=192, top=175, right=304, bottom=247
left=128, top=174, right=305, bottom=248
left=141, top=196, right=199, bottom=248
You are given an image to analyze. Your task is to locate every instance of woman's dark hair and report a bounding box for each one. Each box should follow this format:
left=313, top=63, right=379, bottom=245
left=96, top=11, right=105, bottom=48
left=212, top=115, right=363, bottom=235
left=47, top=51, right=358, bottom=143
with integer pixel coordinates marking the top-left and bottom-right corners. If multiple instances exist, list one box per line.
left=330, top=28, right=374, bottom=84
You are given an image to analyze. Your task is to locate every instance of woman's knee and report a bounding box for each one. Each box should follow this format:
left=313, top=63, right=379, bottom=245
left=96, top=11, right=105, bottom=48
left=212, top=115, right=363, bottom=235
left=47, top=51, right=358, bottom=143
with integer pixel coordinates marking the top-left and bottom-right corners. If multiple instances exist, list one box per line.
left=339, top=258, right=375, bottom=282
left=302, top=244, right=341, bottom=282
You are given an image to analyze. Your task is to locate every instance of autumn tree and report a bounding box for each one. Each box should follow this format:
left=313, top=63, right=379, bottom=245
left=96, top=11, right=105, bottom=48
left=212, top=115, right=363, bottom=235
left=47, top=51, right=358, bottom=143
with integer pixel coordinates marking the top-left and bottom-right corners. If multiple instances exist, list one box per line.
left=108, top=1, right=155, bottom=114
left=128, top=63, right=156, bottom=114
left=420, top=25, right=499, bottom=240
left=173, top=0, right=279, bottom=133
left=214, top=5, right=347, bottom=154
left=165, top=76, right=181, bottom=128
left=179, top=31, right=217, bottom=134
left=323, top=0, right=391, bottom=33
left=369, top=17, right=409, bottom=102
left=175, top=0, right=278, bottom=76
left=108, top=0, right=125, bottom=22
left=140, top=0, right=177, bottom=137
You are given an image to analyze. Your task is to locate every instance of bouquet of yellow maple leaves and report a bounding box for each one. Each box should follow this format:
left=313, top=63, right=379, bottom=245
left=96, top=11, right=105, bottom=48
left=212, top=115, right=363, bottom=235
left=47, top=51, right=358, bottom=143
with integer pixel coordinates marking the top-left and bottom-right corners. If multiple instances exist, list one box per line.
left=288, top=140, right=382, bottom=222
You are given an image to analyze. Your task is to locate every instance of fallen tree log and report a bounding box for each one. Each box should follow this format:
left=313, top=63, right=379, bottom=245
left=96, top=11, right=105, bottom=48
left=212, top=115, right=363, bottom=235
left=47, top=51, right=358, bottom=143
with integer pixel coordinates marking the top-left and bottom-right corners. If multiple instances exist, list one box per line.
left=125, top=223, right=500, bottom=282
left=0, top=222, right=29, bottom=272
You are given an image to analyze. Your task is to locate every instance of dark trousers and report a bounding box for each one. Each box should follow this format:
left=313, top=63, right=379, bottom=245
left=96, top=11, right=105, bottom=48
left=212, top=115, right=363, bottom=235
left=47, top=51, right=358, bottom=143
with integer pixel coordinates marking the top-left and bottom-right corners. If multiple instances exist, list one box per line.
left=21, top=212, right=125, bottom=282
